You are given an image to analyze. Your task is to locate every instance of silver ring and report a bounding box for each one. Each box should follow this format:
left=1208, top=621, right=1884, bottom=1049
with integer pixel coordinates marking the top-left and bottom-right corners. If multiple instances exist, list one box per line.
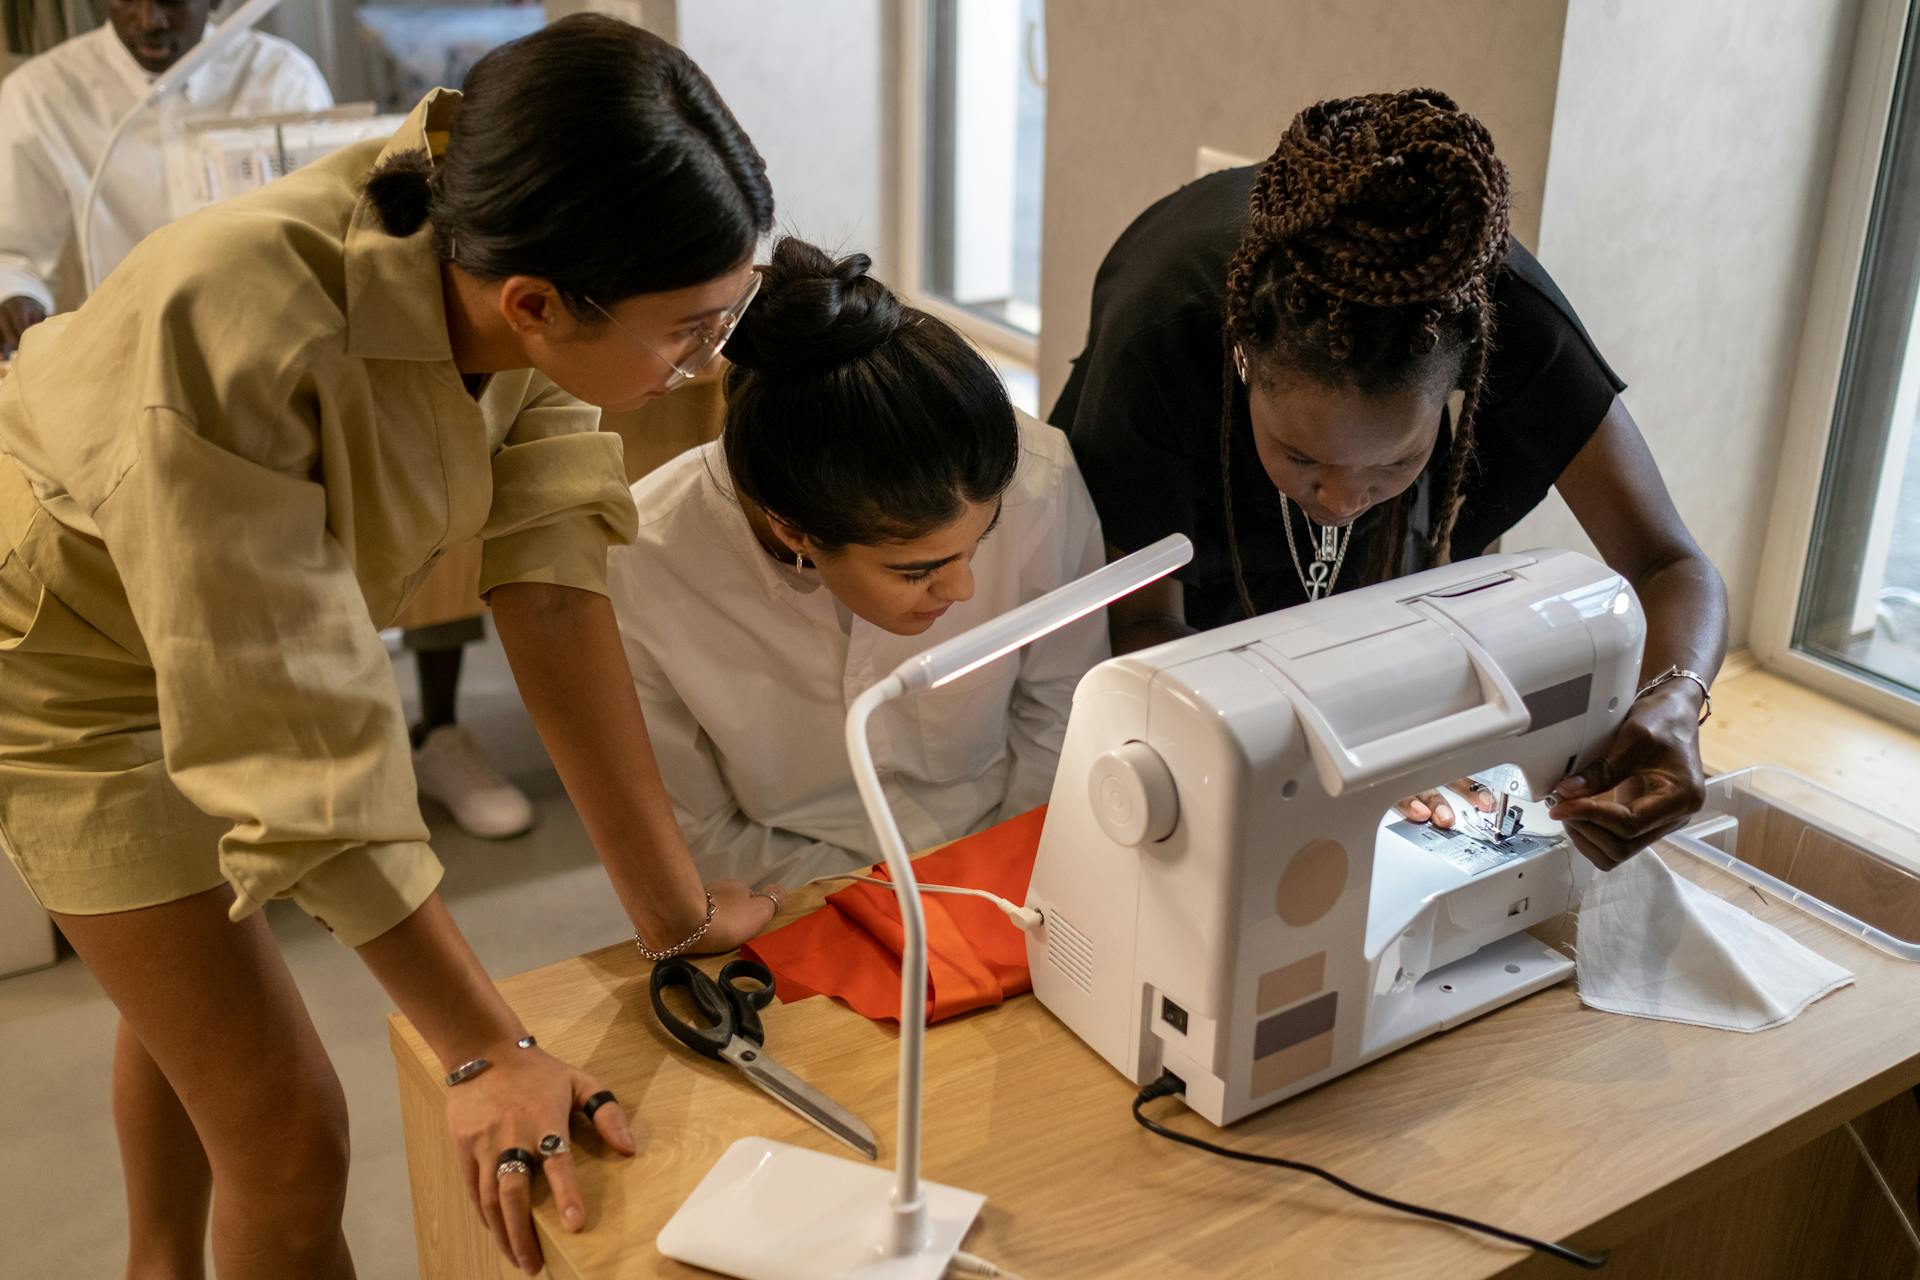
left=752, top=887, right=783, bottom=908
left=538, top=1133, right=570, bottom=1158
left=495, top=1159, right=532, bottom=1179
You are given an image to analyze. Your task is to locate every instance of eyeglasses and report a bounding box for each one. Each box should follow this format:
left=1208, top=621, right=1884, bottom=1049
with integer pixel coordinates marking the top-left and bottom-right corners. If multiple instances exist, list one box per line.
left=587, top=270, right=761, bottom=393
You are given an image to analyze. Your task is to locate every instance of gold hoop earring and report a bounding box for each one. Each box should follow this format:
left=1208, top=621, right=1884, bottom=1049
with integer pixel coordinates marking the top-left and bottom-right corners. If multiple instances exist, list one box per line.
left=1233, top=345, right=1250, bottom=385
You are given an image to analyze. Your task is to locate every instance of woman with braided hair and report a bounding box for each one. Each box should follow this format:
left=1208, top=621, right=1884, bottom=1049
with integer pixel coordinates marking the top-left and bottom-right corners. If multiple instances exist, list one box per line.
left=1053, top=89, right=1727, bottom=871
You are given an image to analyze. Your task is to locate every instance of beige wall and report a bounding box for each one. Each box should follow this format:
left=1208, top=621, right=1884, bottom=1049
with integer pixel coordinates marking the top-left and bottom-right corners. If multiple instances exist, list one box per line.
left=678, top=0, right=894, bottom=272
left=1505, top=0, right=1859, bottom=646
left=1037, top=0, right=1571, bottom=408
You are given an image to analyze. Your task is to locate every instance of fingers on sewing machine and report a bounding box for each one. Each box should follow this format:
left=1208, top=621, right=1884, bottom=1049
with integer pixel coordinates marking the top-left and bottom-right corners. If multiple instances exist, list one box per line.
left=1551, top=754, right=1619, bottom=803
left=1398, top=793, right=1452, bottom=825
left=1395, top=779, right=1490, bottom=828
left=1458, top=778, right=1496, bottom=813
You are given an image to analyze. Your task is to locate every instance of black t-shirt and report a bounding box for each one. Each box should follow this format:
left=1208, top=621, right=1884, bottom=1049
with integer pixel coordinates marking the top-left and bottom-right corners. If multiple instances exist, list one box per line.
left=1050, top=165, right=1626, bottom=631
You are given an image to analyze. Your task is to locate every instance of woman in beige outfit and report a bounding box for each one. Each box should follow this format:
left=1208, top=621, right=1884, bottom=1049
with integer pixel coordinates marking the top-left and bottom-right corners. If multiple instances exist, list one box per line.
left=0, top=18, right=778, bottom=1277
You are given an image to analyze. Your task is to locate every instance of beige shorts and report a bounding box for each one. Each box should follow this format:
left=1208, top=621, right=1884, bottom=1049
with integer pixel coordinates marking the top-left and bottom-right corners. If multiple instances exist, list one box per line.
left=0, top=522, right=227, bottom=916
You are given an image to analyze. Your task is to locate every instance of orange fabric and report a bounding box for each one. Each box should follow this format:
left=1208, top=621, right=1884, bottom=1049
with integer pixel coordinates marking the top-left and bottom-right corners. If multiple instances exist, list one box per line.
left=743, top=806, right=1046, bottom=1024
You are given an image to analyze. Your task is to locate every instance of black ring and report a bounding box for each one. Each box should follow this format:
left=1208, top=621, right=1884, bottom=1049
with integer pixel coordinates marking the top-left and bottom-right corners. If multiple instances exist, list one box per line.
left=582, top=1090, right=618, bottom=1123
left=497, top=1145, right=540, bottom=1169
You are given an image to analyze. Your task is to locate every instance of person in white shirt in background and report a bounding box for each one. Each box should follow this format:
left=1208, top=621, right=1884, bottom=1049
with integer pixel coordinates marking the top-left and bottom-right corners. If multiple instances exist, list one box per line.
left=0, top=0, right=332, bottom=355
left=608, top=237, right=1109, bottom=888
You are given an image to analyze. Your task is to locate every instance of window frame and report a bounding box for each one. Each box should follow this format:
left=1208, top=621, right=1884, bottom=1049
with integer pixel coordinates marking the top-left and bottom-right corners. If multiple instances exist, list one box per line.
left=892, top=0, right=1042, bottom=366
left=1752, top=0, right=1920, bottom=731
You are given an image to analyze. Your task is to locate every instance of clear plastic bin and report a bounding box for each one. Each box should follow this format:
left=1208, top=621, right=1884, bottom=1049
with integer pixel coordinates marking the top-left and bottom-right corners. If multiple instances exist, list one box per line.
left=1668, top=766, right=1920, bottom=962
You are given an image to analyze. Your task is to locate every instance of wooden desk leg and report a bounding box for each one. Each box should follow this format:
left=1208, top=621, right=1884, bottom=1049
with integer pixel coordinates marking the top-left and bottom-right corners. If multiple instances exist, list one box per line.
left=1507, top=1095, right=1920, bottom=1280
left=394, top=1042, right=528, bottom=1280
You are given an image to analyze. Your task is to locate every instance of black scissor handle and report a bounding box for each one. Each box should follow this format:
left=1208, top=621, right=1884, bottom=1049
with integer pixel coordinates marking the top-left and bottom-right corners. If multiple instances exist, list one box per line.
left=717, top=959, right=775, bottom=1046
left=649, top=958, right=735, bottom=1060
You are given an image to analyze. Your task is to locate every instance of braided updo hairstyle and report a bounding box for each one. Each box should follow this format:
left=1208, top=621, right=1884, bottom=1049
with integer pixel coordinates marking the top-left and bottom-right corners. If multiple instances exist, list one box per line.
left=1222, top=88, right=1510, bottom=616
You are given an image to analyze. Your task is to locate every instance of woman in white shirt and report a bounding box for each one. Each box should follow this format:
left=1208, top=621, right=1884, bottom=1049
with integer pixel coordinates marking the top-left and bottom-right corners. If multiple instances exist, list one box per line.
left=608, top=238, right=1108, bottom=887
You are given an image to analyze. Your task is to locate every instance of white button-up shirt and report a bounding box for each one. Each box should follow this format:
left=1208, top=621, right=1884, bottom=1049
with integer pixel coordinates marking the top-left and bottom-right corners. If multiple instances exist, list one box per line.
left=609, top=414, right=1109, bottom=887
left=0, top=23, right=332, bottom=311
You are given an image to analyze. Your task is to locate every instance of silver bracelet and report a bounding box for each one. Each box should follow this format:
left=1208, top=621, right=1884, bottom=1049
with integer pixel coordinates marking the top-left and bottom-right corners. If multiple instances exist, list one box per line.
left=445, top=1057, right=492, bottom=1088
left=444, top=1036, right=536, bottom=1088
left=635, top=891, right=717, bottom=962
left=1636, top=665, right=1713, bottom=726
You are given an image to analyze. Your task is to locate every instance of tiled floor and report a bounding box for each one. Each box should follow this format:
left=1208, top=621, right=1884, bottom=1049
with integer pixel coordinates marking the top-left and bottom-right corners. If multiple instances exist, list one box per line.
left=0, top=628, right=635, bottom=1278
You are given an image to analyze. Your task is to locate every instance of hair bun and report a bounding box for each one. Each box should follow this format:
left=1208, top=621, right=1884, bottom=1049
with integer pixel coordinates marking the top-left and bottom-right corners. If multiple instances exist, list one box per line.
left=723, top=237, right=903, bottom=376
left=364, top=151, right=435, bottom=238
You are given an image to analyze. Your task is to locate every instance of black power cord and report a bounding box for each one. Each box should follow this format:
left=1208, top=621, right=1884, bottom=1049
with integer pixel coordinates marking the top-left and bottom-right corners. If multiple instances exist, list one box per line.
left=1132, top=1072, right=1609, bottom=1271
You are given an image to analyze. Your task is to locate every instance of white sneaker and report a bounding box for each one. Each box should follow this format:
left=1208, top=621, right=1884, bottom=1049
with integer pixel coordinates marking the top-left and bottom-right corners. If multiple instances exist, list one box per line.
left=413, top=724, right=536, bottom=839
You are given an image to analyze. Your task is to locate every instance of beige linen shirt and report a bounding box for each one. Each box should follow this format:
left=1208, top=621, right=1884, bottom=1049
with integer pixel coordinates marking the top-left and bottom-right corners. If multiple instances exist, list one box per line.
left=0, top=90, right=637, bottom=945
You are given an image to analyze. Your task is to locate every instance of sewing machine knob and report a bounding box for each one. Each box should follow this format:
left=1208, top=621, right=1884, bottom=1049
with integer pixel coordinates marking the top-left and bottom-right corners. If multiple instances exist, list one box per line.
left=1090, top=742, right=1179, bottom=846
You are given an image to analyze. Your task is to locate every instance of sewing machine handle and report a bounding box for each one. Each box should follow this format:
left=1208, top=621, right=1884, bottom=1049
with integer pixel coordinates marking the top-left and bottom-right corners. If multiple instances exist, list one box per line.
left=1335, top=702, right=1529, bottom=790
left=1284, top=612, right=1531, bottom=794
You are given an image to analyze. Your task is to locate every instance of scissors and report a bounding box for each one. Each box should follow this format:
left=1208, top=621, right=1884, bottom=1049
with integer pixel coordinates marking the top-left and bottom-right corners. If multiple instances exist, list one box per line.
left=650, top=957, right=879, bottom=1160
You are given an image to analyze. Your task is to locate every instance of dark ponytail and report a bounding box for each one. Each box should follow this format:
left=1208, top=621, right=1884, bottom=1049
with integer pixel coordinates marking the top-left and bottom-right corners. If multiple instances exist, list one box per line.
left=722, top=237, right=1018, bottom=552
left=364, top=14, right=774, bottom=312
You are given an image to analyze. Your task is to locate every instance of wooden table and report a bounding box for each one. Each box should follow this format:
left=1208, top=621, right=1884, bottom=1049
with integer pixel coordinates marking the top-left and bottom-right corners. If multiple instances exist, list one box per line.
left=394, top=839, right=1920, bottom=1280
left=1700, top=657, right=1920, bottom=810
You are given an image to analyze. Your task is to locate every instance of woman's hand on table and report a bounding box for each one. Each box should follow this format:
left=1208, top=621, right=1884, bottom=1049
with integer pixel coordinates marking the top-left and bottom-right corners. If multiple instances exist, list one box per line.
left=447, top=1040, right=635, bottom=1275
left=693, top=878, right=784, bottom=953
left=1394, top=778, right=1495, bottom=829
left=1549, top=680, right=1707, bottom=871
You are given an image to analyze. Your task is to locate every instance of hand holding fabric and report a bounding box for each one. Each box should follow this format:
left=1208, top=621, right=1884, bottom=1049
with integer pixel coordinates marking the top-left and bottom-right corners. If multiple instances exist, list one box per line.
left=1549, top=681, right=1708, bottom=870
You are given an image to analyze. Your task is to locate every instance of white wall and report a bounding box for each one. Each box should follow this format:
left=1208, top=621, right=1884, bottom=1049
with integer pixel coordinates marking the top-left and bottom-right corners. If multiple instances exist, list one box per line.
left=1504, top=0, right=1860, bottom=645
left=676, top=0, right=894, bottom=272
left=1038, top=0, right=1572, bottom=409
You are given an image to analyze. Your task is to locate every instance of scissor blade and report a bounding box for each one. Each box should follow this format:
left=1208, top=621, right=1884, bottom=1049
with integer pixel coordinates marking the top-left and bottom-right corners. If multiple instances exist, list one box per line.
left=721, top=1039, right=879, bottom=1160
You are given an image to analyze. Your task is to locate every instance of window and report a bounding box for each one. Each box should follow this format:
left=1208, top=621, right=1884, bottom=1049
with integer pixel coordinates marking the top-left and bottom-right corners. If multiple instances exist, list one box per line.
left=899, top=0, right=1046, bottom=370
left=1757, top=0, right=1920, bottom=728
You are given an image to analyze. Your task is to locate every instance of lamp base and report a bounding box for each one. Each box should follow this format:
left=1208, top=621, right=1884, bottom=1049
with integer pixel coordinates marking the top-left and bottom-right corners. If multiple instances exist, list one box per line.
left=657, top=1137, right=986, bottom=1279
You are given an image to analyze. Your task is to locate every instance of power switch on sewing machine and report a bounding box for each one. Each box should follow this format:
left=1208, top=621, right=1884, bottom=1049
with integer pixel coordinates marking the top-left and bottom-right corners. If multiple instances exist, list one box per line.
left=1161, top=997, right=1189, bottom=1035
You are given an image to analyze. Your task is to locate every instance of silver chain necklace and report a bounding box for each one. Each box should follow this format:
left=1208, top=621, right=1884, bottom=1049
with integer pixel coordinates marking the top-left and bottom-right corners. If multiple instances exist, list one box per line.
left=1281, top=496, right=1352, bottom=601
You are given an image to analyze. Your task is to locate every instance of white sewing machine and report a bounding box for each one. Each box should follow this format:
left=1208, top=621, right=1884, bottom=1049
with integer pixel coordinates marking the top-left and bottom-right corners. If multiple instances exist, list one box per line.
left=1025, top=550, right=1645, bottom=1125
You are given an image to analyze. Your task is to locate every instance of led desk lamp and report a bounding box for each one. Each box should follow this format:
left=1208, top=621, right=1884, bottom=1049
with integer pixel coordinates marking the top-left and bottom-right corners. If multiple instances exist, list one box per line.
left=658, top=535, right=1194, bottom=1279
